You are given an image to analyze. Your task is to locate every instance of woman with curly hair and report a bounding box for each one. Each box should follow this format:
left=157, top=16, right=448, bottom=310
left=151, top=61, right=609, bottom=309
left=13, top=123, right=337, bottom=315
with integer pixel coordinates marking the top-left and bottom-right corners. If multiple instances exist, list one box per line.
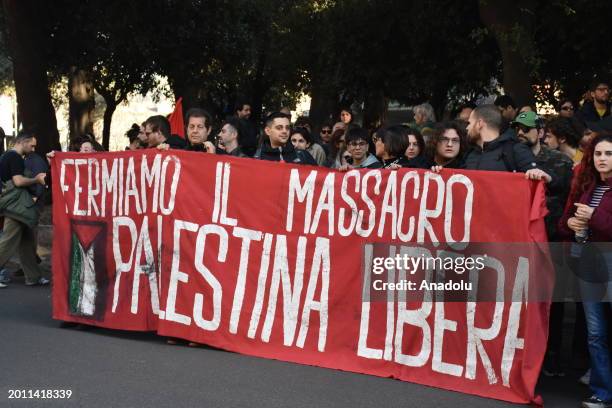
left=558, top=133, right=612, bottom=407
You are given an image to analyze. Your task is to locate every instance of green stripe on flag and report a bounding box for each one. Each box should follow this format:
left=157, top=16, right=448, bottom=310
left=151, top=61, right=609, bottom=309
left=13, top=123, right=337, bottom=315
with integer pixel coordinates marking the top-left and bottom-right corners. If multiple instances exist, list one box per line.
left=69, top=233, right=83, bottom=314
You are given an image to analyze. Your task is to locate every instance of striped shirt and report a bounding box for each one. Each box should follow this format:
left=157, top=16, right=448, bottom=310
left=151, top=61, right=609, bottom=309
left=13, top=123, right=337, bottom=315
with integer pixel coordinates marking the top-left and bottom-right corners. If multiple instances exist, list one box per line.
left=588, top=184, right=611, bottom=208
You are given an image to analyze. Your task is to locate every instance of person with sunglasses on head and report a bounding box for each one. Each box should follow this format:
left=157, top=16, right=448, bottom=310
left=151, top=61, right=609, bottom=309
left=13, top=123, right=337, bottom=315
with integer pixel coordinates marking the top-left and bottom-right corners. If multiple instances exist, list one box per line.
left=558, top=98, right=576, bottom=118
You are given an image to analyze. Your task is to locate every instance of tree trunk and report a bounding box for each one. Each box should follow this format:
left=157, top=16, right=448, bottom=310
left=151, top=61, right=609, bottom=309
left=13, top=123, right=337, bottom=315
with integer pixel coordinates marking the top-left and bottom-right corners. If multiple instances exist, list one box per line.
left=68, top=67, right=95, bottom=142
left=170, top=76, right=200, bottom=115
left=431, top=86, right=448, bottom=121
left=101, top=98, right=117, bottom=151
left=362, top=89, right=387, bottom=131
left=3, top=0, right=60, bottom=154
left=479, top=0, right=536, bottom=108
left=309, top=82, right=337, bottom=132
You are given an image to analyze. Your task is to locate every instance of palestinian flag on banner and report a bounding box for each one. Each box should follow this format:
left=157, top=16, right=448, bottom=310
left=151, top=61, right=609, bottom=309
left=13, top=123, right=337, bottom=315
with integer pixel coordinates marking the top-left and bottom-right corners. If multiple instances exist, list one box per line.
left=68, top=223, right=104, bottom=318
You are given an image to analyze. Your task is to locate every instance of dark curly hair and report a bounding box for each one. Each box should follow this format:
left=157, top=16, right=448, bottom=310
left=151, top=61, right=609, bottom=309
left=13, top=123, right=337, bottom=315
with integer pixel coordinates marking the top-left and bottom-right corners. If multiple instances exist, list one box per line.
left=571, top=133, right=612, bottom=202
left=426, top=121, right=467, bottom=162
left=545, top=116, right=584, bottom=149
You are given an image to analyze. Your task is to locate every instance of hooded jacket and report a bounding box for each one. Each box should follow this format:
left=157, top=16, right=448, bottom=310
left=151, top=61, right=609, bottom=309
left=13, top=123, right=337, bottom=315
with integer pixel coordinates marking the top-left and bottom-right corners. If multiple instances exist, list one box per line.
left=357, top=154, right=382, bottom=169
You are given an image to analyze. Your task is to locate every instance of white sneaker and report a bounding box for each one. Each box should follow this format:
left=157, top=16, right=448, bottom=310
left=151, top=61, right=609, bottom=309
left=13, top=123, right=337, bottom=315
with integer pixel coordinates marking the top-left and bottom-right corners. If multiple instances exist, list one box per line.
left=0, top=268, right=10, bottom=284
left=0, top=282, right=7, bottom=288
left=579, top=369, right=591, bottom=386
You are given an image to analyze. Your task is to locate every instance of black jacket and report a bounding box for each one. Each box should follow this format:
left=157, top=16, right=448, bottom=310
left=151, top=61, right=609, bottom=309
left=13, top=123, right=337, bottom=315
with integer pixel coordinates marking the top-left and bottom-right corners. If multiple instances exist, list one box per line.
left=403, top=155, right=433, bottom=169
left=237, top=119, right=259, bottom=157
left=217, top=147, right=247, bottom=158
left=380, top=156, right=414, bottom=169
left=577, top=100, right=611, bottom=124
left=166, top=134, right=188, bottom=150
left=463, top=131, right=538, bottom=172
left=421, top=155, right=465, bottom=170
left=255, top=140, right=317, bottom=165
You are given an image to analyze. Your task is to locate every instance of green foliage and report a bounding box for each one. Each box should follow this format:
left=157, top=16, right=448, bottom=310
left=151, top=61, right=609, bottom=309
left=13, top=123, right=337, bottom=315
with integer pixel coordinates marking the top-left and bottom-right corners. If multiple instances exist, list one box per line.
left=0, top=6, right=14, bottom=93
left=6, top=0, right=610, bottom=125
left=535, top=0, right=612, bottom=104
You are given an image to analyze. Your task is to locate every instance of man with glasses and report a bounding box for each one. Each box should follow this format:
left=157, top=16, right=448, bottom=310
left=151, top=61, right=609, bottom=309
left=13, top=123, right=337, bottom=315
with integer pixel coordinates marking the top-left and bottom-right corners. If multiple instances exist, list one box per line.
left=578, top=80, right=610, bottom=123
left=558, top=99, right=575, bottom=118
left=342, top=127, right=381, bottom=169
left=144, top=115, right=187, bottom=149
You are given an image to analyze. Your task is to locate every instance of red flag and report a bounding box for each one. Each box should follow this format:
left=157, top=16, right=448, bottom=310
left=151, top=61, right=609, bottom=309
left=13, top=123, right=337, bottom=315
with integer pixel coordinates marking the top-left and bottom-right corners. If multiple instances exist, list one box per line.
left=168, top=97, right=185, bottom=138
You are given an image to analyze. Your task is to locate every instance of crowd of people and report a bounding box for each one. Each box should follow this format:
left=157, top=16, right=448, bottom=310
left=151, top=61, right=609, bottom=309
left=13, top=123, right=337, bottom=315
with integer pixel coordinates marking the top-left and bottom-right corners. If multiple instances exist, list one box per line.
left=0, top=78, right=610, bottom=407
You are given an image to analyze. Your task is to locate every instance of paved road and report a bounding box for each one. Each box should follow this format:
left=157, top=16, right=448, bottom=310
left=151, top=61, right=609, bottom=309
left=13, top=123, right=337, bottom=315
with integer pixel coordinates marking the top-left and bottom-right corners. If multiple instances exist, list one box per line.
left=0, top=282, right=587, bottom=408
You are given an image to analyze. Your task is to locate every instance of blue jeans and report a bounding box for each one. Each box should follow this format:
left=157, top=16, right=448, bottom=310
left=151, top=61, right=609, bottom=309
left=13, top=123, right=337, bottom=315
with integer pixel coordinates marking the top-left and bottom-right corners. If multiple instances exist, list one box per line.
left=578, top=246, right=612, bottom=401
left=582, top=300, right=612, bottom=401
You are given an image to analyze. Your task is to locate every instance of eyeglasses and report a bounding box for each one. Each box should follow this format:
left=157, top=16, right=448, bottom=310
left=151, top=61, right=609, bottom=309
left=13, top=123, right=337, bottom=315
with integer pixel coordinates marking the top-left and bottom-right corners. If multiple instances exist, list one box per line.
left=348, top=141, right=368, bottom=147
left=439, top=137, right=460, bottom=145
left=320, top=129, right=332, bottom=134
left=560, top=105, right=574, bottom=111
left=512, top=124, right=534, bottom=133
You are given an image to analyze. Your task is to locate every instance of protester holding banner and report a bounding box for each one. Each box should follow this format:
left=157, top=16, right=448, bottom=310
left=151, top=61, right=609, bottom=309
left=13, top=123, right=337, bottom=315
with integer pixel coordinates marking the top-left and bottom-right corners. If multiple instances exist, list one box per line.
left=184, top=108, right=214, bottom=152
left=371, top=125, right=412, bottom=168
left=254, top=112, right=317, bottom=165
left=424, top=121, right=467, bottom=169
left=217, top=117, right=247, bottom=158
left=514, top=111, right=575, bottom=377
left=404, top=127, right=425, bottom=160
left=559, top=133, right=612, bottom=408
left=289, top=127, right=326, bottom=166
left=458, top=105, right=550, bottom=181
left=341, top=126, right=380, bottom=169
left=145, top=115, right=188, bottom=150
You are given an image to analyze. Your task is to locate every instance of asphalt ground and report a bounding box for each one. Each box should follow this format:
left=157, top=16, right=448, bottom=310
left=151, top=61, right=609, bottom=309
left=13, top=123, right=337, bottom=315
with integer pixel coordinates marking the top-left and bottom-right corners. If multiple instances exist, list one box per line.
left=0, top=279, right=589, bottom=408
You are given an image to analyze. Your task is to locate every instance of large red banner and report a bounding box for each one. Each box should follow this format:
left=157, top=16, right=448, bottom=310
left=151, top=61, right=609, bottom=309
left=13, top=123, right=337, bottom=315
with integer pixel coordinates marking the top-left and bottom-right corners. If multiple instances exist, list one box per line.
left=51, top=150, right=551, bottom=405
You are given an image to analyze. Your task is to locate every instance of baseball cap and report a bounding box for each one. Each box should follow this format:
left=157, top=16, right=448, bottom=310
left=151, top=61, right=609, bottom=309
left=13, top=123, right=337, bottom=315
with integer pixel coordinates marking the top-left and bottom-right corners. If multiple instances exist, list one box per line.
left=512, top=111, right=539, bottom=128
